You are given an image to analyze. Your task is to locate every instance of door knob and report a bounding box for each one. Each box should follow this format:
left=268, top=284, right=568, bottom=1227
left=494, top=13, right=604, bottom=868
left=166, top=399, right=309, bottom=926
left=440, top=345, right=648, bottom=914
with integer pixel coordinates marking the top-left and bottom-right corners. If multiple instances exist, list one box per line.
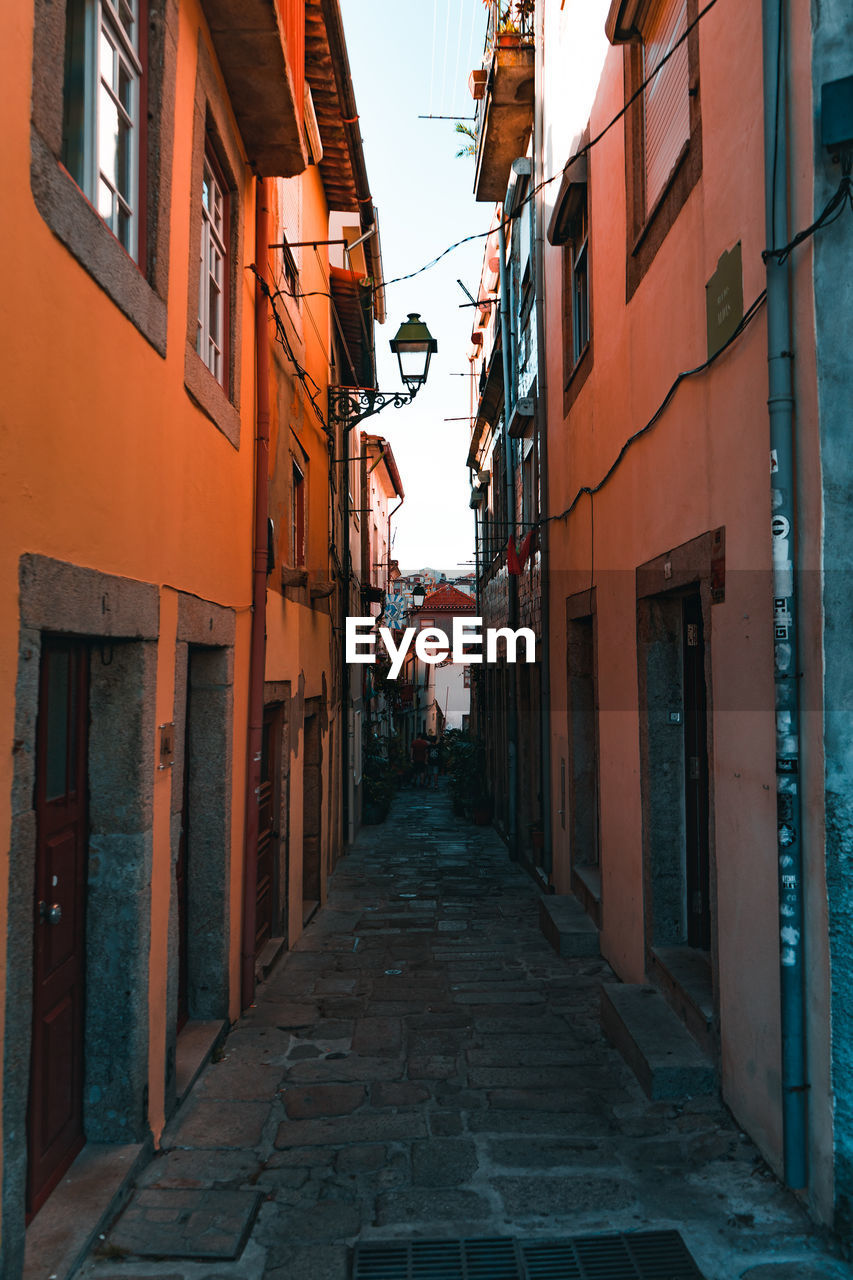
left=38, top=901, right=62, bottom=925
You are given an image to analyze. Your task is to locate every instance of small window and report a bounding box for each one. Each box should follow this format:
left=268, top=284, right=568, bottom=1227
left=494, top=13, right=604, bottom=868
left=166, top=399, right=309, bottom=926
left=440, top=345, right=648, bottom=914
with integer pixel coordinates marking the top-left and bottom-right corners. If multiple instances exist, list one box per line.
left=62, top=0, right=144, bottom=259
left=291, top=461, right=305, bottom=567
left=522, top=444, right=536, bottom=530
left=568, top=194, right=590, bottom=367
left=642, top=0, right=690, bottom=214
left=197, top=151, right=229, bottom=385
left=279, top=237, right=300, bottom=303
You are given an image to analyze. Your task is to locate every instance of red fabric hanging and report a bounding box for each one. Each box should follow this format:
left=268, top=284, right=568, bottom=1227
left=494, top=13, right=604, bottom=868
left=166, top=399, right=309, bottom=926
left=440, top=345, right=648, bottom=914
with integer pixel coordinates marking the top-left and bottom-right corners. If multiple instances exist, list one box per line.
left=507, top=531, right=535, bottom=575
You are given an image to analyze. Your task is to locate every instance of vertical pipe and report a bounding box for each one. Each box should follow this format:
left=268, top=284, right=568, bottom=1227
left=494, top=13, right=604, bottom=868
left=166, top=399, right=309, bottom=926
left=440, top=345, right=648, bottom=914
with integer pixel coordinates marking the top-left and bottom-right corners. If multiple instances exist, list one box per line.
left=533, top=0, right=553, bottom=876
left=762, top=0, right=808, bottom=1189
left=498, top=214, right=519, bottom=858
left=241, top=177, right=271, bottom=1010
left=342, top=414, right=353, bottom=845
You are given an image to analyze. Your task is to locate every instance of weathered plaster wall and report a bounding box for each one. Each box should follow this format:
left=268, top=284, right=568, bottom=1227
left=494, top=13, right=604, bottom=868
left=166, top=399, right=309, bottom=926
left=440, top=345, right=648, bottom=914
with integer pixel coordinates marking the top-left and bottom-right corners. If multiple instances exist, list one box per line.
left=813, top=0, right=853, bottom=1236
left=540, top=0, right=825, bottom=1185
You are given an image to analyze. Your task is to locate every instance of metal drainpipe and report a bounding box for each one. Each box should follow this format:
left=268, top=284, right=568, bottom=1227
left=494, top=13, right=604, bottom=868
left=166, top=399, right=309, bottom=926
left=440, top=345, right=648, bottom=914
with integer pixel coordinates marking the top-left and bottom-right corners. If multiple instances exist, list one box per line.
left=762, top=0, right=807, bottom=1189
left=241, top=177, right=271, bottom=1010
left=498, top=214, right=519, bottom=859
left=533, top=0, right=553, bottom=878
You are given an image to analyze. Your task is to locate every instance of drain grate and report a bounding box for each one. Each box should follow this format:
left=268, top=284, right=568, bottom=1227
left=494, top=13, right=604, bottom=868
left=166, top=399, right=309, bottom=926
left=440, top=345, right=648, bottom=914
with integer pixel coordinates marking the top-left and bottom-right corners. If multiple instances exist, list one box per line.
left=352, top=1232, right=705, bottom=1280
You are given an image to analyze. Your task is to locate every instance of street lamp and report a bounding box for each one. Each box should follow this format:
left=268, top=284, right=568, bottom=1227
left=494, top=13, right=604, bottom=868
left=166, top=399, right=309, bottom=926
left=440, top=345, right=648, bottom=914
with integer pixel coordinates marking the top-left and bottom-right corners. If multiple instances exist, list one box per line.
left=411, top=584, right=427, bottom=610
left=327, top=313, right=437, bottom=430
left=390, top=313, right=438, bottom=392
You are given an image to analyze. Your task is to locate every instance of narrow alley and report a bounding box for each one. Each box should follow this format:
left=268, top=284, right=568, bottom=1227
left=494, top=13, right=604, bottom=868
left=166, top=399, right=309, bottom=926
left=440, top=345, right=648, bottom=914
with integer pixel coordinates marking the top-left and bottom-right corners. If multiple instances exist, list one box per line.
left=72, top=785, right=847, bottom=1280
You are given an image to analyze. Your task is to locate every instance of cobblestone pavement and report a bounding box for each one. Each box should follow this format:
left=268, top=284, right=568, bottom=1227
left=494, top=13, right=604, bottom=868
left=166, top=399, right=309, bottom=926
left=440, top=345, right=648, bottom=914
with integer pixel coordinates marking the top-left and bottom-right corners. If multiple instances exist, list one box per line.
left=79, top=785, right=851, bottom=1280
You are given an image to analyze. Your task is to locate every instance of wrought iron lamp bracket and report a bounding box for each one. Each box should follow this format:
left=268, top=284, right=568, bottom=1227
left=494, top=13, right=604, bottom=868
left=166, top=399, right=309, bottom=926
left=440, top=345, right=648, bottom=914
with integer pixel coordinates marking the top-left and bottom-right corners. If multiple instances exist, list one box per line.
left=327, top=385, right=420, bottom=430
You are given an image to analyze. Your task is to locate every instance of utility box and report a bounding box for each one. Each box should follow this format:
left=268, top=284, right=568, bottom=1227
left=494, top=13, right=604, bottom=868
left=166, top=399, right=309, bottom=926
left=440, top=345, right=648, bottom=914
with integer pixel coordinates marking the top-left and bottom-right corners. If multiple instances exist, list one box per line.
left=821, top=75, right=853, bottom=154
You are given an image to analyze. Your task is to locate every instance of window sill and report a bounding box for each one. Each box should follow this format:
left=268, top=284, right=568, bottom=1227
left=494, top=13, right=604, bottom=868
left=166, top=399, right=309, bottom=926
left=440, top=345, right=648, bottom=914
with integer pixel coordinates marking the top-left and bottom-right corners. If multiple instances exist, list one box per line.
left=30, top=131, right=167, bottom=356
left=184, top=345, right=241, bottom=448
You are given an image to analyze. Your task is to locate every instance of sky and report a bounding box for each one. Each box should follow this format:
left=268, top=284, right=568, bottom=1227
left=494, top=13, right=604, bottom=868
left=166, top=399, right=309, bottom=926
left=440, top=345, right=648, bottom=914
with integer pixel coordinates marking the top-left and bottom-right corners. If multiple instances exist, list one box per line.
left=339, top=0, right=490, bottom=575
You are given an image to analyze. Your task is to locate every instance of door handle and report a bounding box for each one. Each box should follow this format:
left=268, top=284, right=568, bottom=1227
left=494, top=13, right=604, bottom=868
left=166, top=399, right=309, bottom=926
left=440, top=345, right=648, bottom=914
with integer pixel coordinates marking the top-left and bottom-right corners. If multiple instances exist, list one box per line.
left=38, top=901, right=62, bottom=925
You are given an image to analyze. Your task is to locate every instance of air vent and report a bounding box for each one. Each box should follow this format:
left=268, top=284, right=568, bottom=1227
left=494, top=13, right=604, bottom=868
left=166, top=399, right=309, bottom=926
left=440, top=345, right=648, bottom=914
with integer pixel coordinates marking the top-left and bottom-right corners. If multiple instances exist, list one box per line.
left=352, top=1232, right=705, bottom=1280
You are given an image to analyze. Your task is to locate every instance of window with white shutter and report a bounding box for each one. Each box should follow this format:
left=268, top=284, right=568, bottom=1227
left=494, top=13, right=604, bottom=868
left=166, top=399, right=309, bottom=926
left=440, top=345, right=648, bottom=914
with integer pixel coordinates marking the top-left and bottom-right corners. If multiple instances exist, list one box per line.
left=642, top=0, right=690, bottom=213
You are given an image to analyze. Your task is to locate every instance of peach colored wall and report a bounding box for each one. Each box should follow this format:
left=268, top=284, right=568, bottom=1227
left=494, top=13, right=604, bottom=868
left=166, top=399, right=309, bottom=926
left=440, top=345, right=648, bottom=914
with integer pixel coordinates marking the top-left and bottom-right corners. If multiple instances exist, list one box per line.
left=264, top=161, right=342, bottom=945
left=542, top=0, right=829, bottom=1197
left=0, top=0, right=258, bottom=1150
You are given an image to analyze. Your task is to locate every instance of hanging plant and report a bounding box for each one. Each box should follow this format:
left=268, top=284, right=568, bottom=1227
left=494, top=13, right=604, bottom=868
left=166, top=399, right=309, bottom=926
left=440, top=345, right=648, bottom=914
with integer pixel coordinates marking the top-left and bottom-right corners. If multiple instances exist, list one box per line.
left=455, top=121, right=477, bottom=159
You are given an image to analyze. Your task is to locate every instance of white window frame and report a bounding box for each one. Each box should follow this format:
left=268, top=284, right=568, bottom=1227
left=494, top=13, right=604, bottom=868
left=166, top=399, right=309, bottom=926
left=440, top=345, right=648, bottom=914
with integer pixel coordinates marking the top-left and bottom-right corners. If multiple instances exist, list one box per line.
left=67, top=0, right=142, bottom=258
left=197, top=153, right=228, bottom=384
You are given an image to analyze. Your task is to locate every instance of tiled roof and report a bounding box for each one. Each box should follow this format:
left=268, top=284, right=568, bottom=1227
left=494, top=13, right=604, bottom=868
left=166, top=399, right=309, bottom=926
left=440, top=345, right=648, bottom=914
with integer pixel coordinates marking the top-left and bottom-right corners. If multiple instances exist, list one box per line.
left=420, top=584, right=476, bottom=612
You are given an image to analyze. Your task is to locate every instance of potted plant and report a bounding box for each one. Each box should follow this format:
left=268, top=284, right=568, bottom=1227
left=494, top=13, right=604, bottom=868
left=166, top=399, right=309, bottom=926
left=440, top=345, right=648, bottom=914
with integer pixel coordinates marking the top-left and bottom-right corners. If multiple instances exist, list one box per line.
left=362, top=735, right=394, bottom=824
left=447, top=733, right=491, bottom=824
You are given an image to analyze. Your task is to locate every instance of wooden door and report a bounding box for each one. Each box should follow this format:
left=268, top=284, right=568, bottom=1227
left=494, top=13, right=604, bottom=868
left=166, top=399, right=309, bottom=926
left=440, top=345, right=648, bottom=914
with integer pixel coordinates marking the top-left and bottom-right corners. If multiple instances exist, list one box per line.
left=27, top=637, right=89, bottom=1217
left=683, top=595, right=711, bottom=950
left=176, top=677, right=190, bottom=1031
left=302, top=706, right=322, bottom=914
left=255, top=707, right=277, bottom=955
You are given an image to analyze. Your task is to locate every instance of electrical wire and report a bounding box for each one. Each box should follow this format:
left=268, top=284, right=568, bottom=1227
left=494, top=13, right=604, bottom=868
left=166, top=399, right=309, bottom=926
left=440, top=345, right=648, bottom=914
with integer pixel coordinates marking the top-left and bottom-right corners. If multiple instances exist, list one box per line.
left=373, top=0, right=722, bottom=296
left=763, top=172, right=853, bottom=265
left=428, top=0, right=439, bottom=117
left=540, top=290, right=768, bottom=531
left=250, top=264, right=331, bottom=435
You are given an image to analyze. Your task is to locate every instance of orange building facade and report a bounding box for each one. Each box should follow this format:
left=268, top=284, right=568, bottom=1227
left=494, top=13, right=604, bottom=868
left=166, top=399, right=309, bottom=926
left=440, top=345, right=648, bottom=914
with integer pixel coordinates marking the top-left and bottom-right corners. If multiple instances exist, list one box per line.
left=0, top=0, right=385, bottom=1271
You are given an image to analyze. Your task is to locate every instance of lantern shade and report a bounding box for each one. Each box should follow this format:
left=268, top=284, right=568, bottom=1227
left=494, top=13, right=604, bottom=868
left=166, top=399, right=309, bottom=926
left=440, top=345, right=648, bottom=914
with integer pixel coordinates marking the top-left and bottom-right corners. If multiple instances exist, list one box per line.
left=411, top=584, right=427, bottom=609
left=390, top=313, right=437, bottom=390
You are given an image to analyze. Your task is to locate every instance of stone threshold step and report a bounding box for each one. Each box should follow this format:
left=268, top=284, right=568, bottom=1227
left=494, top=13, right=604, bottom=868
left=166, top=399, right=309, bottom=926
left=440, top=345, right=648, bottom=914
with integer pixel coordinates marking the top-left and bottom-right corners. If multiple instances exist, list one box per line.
left=539, top=894, right=600, bottom=958
left=24, top=1142, right=150, bottom=1280
left=600, top=983, right=717, bottom=1101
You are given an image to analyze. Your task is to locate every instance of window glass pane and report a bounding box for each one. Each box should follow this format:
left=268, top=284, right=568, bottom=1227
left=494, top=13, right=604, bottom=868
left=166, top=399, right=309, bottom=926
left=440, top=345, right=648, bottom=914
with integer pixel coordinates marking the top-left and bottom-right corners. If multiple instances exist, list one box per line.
left=45, top=650, right=70, bottom=802
left=119, top=0, right=135, bottom=41
left=118, top=59, right=132, bottom=113
left=209, top=278, right=220, bottom=345
left=116, top=116, right=131, bottom=200
left=99, top=83, right=120, bottom=192
left=98, top=176, right=114, bottom=222
left=100, top=28, right=115, bottom=85
left=62, top=0, right=88, bottom=187
left=118, top=204, right=131, bottom=250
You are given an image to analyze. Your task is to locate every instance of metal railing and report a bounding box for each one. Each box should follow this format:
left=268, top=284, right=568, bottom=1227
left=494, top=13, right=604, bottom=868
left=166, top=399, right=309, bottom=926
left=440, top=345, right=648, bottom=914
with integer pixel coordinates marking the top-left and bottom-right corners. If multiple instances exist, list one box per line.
left=474, top=2, right=535, bottom=147
left=483, top=0, right=535, bottom=56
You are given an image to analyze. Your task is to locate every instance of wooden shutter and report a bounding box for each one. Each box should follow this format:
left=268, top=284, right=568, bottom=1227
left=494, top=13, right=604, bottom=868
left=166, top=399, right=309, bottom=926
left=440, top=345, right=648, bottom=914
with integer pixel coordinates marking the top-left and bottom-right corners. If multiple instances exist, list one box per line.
left=642, top=0, right=690, bottom=212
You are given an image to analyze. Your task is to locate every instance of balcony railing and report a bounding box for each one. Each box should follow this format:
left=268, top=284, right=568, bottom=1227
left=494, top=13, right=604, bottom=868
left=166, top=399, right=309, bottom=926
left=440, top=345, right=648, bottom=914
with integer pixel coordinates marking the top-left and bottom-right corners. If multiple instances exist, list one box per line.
left=483, top=0, right=535, bottom=54
left=471, top=1, right=536, bottom=202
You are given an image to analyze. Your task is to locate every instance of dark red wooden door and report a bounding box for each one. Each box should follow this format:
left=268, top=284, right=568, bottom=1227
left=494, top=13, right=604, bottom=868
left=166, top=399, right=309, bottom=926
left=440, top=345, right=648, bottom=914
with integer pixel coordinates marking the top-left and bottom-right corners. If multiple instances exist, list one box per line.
left=176, top=680, right=190, bottom=1032
left=255, top=708, right=276, bottom=955
left=27, top=637, right=89, bottom=1218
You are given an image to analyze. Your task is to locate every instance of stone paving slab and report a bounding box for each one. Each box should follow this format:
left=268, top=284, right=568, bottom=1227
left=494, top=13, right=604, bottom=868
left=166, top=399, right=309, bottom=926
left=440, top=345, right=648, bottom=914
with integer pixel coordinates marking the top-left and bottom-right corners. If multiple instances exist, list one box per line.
left=78, top=784, right=853, bottom=1280
left=107, top=1189, right=263, bottom=1259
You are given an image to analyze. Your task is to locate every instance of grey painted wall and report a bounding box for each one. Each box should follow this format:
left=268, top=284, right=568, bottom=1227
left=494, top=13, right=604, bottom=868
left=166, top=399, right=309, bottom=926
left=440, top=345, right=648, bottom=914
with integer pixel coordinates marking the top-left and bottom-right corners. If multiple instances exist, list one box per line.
left=813, top=0, right=853, bottom=1239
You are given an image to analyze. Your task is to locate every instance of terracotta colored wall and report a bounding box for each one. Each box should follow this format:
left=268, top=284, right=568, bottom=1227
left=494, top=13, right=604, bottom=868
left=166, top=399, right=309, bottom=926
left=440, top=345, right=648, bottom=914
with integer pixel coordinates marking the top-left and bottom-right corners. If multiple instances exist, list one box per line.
left=542, top=0, right=829, bottom=1198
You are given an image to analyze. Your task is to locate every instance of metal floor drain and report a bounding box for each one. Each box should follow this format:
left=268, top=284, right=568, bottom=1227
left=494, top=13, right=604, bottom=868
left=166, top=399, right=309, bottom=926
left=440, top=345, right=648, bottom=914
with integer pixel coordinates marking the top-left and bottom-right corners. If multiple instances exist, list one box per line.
left=352, top=1233, right=705, bottom=1280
